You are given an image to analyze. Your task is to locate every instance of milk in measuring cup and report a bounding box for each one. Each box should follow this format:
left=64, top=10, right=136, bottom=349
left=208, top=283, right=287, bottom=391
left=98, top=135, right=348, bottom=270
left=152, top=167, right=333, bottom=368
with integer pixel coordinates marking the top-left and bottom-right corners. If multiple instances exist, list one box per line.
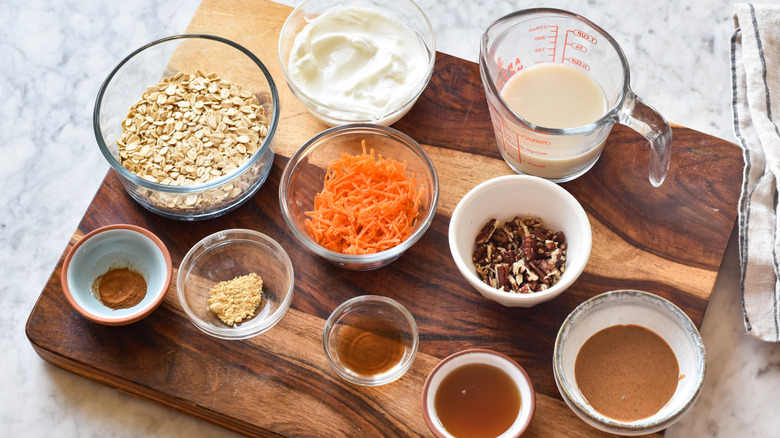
left=481, top=9, right=672, bottom=185
left=501, top=63, right=607, bottom=129
left=497, top=63, right=609, bottom=179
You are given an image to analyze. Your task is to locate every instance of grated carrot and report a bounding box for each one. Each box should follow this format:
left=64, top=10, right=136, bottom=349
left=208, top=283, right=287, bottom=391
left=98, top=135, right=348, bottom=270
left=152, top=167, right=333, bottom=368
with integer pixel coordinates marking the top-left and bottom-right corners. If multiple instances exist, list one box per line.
left=304, top=141, right=424, bottom=255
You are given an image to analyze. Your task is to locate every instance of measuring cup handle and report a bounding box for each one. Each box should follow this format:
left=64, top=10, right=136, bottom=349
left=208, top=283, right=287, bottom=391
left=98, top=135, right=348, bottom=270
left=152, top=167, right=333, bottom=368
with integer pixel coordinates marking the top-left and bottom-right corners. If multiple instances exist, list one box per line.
left=618, top=91, right=672, bottom=187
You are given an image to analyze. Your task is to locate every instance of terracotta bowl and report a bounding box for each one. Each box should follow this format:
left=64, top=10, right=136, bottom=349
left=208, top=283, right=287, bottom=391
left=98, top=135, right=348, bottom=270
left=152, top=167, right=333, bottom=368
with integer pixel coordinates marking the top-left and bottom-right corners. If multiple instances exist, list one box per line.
left=61, top=224, right=172, bottom=325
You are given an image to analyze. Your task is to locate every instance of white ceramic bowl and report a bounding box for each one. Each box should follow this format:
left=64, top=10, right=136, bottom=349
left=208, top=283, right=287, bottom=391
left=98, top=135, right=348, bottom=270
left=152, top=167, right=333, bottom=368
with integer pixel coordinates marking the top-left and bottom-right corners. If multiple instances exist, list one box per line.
left=448, top=175, right=591, bottom=307
left=553, top=290, right=706, bottom=436
left=61, top=224, right=172, bottom=325
left=421, top=349, right=536, bottom=437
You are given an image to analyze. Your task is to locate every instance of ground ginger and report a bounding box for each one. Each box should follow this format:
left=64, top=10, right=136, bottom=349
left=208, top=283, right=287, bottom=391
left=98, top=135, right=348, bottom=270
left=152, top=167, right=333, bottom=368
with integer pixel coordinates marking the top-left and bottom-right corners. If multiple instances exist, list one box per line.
left=207, top=272, right=264, bottom=326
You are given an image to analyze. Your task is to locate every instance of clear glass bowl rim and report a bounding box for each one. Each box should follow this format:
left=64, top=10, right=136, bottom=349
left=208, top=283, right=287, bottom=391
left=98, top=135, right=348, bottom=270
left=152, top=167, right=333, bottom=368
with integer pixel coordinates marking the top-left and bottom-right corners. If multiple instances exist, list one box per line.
left=322, top=294, right=420, bottom=386
left=176, top=228, right=295, bottom=340
left=277, top=0, right=437, bottom=123
left=279, top=123, right=440, bottom=265
left=93, top=33, right=281, bottom=194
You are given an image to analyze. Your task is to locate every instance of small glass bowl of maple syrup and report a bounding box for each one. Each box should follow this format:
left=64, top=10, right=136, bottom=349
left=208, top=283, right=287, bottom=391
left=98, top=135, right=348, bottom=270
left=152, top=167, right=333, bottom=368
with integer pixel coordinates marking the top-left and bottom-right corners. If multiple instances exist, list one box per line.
left=421, top=349, right=536, bottom=438
left=323, top=295, right=418, bottom=386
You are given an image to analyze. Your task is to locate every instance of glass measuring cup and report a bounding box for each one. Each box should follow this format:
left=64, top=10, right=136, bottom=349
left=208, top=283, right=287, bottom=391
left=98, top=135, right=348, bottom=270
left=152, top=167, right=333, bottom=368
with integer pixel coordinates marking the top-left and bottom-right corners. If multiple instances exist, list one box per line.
left=479, top=9, right=671, bottom=186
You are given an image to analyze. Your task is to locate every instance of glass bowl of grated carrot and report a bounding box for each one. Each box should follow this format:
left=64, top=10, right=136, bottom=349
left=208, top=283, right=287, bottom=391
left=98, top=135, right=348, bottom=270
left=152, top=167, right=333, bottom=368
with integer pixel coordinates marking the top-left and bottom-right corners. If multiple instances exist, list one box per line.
left=280, top=124, right=439, bottom=270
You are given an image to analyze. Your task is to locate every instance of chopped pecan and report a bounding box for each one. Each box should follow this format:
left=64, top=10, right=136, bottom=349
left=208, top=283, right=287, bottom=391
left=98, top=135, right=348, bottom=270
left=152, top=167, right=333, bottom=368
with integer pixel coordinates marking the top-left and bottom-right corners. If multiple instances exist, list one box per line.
left=490, top=227, right=510, bottom=246
left=528, top=260, right=547, bottom=284
left=472, top=245, right=487, bottom=264
left=538, top=259, right=557, bottom=275
left=521, top=234, right=537, bottom=261
left=495, top=264, right=511, bottom=291
left=524, top=265, right=540, bottom=283
left=533, top=227, right=550, bottom=241
left=550, top=247, right=565, bottom=269
left=517, top=283, right=534, bottom=294
left=501, top=249, right=517, bottom=265
left=471, top=216, right=568, bottom=294
left=521, top=217, right=539, bottom=227
left=485, top=244, right=494, bottom=263
left=475, top=218, right=497, bottom=244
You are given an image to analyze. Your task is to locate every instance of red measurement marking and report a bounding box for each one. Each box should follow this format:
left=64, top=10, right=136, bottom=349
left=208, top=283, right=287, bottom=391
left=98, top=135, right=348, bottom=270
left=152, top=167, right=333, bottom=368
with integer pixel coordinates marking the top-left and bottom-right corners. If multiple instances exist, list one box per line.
left=547, top=26, right=558, bottom=62
left=564, top=57, right=591, bottom=71
left=562, top=28, right=596, bottom=63
left=518, top=134, right=551, bottom=147
left=488, top=102, right=551, bottom=166
left=529, top=25, right=559, bottom=61
left=573, top=30, right=597, bottom=44
left=495, top=56, right=523, bottom=89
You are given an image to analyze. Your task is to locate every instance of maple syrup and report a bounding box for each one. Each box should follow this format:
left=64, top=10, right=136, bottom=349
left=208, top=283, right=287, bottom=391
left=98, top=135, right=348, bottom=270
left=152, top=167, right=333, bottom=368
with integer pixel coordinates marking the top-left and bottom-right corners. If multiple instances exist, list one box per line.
left=434, top=363, right=521, bottom=438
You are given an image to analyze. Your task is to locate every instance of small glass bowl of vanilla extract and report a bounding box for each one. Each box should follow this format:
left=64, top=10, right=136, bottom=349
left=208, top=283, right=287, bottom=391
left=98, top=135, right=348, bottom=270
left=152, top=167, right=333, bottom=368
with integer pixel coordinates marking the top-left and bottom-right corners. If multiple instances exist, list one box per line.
left=323, top=295, right=418, bottom=386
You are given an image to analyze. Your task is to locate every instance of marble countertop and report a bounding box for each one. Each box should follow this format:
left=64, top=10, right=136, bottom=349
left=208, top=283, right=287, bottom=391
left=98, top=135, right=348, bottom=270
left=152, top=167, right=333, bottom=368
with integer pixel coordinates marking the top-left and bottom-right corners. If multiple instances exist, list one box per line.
left=3, top=0, right=778, bottom=436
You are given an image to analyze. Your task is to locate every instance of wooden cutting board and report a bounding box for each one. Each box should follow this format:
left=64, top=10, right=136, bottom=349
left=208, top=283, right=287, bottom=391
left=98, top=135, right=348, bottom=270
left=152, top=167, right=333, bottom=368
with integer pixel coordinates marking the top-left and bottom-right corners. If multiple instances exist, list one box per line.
left=26, top=0, right=742, bottom=436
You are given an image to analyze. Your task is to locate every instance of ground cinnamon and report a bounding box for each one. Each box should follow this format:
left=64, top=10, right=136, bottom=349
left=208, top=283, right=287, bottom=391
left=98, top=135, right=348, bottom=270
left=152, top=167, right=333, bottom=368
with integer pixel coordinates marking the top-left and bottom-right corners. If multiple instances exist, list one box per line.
left=93, top=267, right=147, bottom=310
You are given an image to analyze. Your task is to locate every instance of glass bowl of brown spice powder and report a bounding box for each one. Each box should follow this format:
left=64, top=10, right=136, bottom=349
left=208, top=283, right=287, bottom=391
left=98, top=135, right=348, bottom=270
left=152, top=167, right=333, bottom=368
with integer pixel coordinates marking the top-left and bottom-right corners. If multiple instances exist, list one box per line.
left=177, top=229, right=295, bottom=340
left=60, top=224, right=173, bottom=326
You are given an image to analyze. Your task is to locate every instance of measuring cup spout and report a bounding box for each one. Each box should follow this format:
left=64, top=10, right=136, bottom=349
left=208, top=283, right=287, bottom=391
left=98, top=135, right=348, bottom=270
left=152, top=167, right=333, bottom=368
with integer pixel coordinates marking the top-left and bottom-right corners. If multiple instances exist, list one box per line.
left=618, top=90, right=672, bottom=187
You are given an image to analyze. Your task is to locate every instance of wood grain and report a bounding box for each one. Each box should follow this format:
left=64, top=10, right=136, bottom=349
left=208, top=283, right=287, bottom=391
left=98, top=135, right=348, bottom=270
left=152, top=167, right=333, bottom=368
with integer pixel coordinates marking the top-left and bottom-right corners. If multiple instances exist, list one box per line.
left=26, top=0, right=743, bottom=437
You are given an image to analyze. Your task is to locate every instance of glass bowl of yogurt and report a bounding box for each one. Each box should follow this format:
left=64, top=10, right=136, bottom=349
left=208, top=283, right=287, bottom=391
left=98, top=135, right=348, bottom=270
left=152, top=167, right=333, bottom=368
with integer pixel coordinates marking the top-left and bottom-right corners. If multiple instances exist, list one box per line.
left=278, top=0, right=436, bottom=126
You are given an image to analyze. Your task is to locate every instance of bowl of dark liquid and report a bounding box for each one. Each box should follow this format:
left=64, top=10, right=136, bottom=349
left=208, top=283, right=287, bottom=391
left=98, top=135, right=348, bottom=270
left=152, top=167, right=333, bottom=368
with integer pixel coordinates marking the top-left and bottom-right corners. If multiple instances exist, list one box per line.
left=421, top=349, right=536, bottom=437
left=323, top=295, right=418, bottom=386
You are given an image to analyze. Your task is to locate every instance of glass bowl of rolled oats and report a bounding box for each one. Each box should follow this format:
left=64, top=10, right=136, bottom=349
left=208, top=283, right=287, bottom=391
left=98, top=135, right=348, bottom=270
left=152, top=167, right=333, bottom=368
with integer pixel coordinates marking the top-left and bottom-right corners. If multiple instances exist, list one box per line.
left=177, top=229, right=295, bottom=340
left=94, top=34, right=279, bottom=220
left=448, top=175, right=592, bottom=308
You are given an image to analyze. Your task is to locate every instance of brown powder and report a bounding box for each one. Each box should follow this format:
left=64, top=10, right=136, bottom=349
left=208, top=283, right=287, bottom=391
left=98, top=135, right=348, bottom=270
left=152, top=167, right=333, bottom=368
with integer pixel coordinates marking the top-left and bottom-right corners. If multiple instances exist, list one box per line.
left=574, top=324, right=679, bottom=421
left=93, top=267, right=147, bottom=310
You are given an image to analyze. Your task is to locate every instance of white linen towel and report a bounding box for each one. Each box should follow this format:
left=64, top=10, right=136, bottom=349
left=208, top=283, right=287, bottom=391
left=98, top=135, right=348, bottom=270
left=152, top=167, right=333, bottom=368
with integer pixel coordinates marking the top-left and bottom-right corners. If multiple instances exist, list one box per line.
left=732, top=3, right=780, bottom=342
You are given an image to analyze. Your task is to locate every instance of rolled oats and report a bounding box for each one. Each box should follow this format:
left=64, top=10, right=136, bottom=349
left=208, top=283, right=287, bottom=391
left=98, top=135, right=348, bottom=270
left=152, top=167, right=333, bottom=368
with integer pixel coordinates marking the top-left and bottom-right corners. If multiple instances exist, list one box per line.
left=116, top=71, right=271, bottom=213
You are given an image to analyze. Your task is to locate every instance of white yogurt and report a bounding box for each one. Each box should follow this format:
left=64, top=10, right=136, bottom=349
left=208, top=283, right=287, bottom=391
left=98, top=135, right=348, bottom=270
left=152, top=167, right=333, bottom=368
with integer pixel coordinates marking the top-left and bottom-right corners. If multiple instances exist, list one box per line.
left=287, top=5, right=429, bottom=122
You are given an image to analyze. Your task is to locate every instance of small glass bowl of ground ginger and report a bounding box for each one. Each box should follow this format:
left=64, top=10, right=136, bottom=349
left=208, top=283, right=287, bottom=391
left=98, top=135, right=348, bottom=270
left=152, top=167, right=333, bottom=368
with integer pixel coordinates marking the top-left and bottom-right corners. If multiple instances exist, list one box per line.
left=177, top=229, right=294, bottom=340
left=279, top=124, right=439, bottom=270
left=61, top=224, right=173, bottom=326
